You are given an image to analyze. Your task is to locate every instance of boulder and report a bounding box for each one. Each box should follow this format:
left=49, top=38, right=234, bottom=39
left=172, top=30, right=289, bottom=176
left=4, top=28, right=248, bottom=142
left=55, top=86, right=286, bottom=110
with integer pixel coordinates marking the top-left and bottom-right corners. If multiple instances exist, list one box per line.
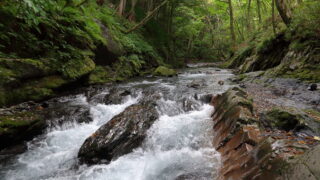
left=103, top=87, right=132, bottom=105
left=259, top=109, right=300, bottom=131
left=259, top=108, right=320, bottom=135
left=308, top=83, right=317, bottom=91
left=0, top=103, right=46, bottom=150
left=285, top=145, right=320, bottom=179
left=188, top=79, right=205, bottom=89
left=78, top=99, right=159, bottom=164
left=153, top=66, right=177, bottom=77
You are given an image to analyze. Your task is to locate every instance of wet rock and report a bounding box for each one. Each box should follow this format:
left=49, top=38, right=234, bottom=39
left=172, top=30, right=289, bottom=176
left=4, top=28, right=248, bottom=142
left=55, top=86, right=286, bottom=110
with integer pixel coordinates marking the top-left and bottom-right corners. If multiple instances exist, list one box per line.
left=43, top=99, right=92, bottom=127
left=308, top=83, right=317, bottom=91
left=78, top=99, right=159, bottom=164
left=175, top=172, right=211, bottom=180
left=198, top=94, right=213, bottom=104
left=239, top=83, right=246, bottom=88
left=188, top=79, right=205, bottom=89
left=0, top=143, right=27, bottom=163
left=103, top=87, right=132, bottom=105
left=0, top=106, right=46, bottom=150
left=218, top=80, right=224, bottom=86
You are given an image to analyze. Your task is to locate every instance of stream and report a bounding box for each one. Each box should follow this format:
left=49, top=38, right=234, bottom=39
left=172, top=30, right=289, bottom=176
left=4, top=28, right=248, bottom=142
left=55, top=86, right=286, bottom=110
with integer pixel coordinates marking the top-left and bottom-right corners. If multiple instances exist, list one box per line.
left=0, top=66, right=234, bottom=180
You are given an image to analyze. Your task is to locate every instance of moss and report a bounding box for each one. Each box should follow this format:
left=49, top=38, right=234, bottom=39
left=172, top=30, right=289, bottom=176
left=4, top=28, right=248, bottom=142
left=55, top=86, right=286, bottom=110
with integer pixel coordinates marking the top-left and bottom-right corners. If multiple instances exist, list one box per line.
left=87, top=66, right=113, bottom=85
left=0, top=112, right=42, bottom=134
left=36, top=76, right=68, bottom=89
left=0, top=75, right=71, bottom=107
left=153, top=66, right=177, bottom=77
left=303, top=109, right=320, bottom=122
left=282, top=66, right=320, bottom=83
left=0, top=58, right=53, bottom=86
left=61, top=57, right=95, bottom=79
left=263, top=109, right=300, bottom=131
left=228, top=46, right=254, bottom=69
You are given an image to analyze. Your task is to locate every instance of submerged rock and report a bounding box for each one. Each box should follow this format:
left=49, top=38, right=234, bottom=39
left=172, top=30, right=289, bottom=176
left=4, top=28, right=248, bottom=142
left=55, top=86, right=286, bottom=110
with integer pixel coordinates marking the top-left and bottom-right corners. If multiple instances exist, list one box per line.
left=78, top=99, right=159, bottom=164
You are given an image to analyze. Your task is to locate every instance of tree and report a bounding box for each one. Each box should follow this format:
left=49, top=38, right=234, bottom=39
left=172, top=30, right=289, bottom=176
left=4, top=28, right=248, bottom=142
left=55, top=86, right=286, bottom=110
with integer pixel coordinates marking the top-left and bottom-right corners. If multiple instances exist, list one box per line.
left=275, top=0, right=292, bottom=25
left=228, top=0, right=236, bottom=43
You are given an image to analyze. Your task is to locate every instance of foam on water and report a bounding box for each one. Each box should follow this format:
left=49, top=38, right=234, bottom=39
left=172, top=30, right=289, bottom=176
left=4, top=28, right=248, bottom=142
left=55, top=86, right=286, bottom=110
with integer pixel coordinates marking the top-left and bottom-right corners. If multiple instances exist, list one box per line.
left=3, top=95, right=139, bottom=180
left=67, top=104, right=220, bottom=180
left=2, top=67, right=233, bottom=180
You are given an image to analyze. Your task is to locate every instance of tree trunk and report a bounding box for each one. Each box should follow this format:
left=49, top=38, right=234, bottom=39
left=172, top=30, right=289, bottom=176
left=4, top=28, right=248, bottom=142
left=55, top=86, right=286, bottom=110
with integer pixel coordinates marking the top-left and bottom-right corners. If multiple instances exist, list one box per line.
left=275, top=0, right=292, bottom=25
left=272, top=0, right=277, bottom=34
left=228, top=0, right=236, bottom=43
left=256, top=0, right=262, bottom=24
left=247, top=0, right=252, bottom=32
left=128, top=0, right=138, bottom=21
left=118, top=0, right=127, bottom=16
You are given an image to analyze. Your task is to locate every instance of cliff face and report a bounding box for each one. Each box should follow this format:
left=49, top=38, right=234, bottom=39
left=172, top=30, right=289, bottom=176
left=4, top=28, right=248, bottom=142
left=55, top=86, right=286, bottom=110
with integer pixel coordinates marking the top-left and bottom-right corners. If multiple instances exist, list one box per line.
left=211, top=87, right=320, bottom=180
left=227, top=31, right=320, bottom=83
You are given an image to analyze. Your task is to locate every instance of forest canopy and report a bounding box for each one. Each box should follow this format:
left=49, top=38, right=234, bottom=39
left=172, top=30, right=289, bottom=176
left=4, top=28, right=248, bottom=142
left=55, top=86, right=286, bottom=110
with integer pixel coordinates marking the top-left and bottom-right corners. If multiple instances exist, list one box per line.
left=0, top=0, right=319, bottom=63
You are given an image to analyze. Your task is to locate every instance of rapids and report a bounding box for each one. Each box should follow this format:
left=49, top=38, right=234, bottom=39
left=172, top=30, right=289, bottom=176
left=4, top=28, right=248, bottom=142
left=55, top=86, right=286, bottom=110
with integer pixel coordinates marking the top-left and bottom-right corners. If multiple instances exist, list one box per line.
left=0, top=66, right=234, bottom=180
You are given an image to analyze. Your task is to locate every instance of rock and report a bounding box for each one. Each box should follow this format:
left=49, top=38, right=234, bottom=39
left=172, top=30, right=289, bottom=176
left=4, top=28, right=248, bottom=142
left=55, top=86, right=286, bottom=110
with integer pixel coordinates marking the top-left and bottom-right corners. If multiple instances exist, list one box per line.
left=43, top=99, right=92, bottom=127
left=0, top=143, right=27, bottom=163
left=218, top=80, right=224, bottom=85
left=199, top=94, right=213, bottom=104
left=78, top=99, right=159, bottom=164
left=103, top=87, right=132, bottom=105
left=188, top=79, right=205, bottom=89
left=259, top=108, right=320, bottom=135
left=211, top=87, right=297, bottom=180
left=153, top=66, right=177, bottom=77
left=260, top=109, right=300, bottom=131
left=239, top=83, right=246, bottom=88
left=0, top=108, right=46, bottom=150
left=308, top=83, right=317, bottom=91
left=272, top=88, right=287, bottom=96
left=286, top=145, right=320, bottom=179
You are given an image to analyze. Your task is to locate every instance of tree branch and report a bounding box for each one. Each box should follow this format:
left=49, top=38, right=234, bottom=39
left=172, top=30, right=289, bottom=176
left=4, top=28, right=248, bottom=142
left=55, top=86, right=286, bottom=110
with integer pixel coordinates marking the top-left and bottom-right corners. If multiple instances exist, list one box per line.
left=125, top=0, right=168, bottom=33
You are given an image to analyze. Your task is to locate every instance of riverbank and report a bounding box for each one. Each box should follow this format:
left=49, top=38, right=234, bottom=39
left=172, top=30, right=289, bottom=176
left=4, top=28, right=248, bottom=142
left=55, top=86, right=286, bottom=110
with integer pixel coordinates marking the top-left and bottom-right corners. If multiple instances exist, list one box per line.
left=210, top=86, right=320, bottom=179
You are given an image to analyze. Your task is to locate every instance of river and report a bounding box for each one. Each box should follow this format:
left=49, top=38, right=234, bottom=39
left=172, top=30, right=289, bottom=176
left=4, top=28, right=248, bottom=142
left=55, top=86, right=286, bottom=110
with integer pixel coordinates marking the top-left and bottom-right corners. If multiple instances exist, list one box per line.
left=0, top=65, right=234, bottom=180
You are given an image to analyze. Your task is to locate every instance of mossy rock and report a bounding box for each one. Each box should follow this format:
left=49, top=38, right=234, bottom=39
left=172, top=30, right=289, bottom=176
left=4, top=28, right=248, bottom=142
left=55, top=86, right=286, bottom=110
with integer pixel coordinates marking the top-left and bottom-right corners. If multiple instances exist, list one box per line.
left=0, top=58, right=53, bottom=86
left=87, top=66, right=114, bottom=85
left=260, top=109, right=300, bottom=131
left=61, top=57, right=96, bottom=79
left=0, top=111, right=46, bottom=149
left=1, top=76, right=69, bottom=107
left=260, top=108, right=320, bottom=134
left=153, top=66, right=177, bottom=77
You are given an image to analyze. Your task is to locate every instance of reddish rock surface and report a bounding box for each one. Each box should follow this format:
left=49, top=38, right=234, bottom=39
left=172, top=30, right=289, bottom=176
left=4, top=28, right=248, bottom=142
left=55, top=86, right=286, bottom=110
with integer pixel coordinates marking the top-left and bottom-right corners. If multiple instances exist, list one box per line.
left=210, top=87, right=320, bottom=180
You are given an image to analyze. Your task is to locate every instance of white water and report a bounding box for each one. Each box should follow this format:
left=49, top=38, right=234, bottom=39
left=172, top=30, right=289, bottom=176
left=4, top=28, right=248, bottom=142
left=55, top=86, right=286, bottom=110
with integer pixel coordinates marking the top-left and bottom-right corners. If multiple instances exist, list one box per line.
left=2, top=68, right=233, bottom=180
left=3, top=96, right=139, bottom=180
